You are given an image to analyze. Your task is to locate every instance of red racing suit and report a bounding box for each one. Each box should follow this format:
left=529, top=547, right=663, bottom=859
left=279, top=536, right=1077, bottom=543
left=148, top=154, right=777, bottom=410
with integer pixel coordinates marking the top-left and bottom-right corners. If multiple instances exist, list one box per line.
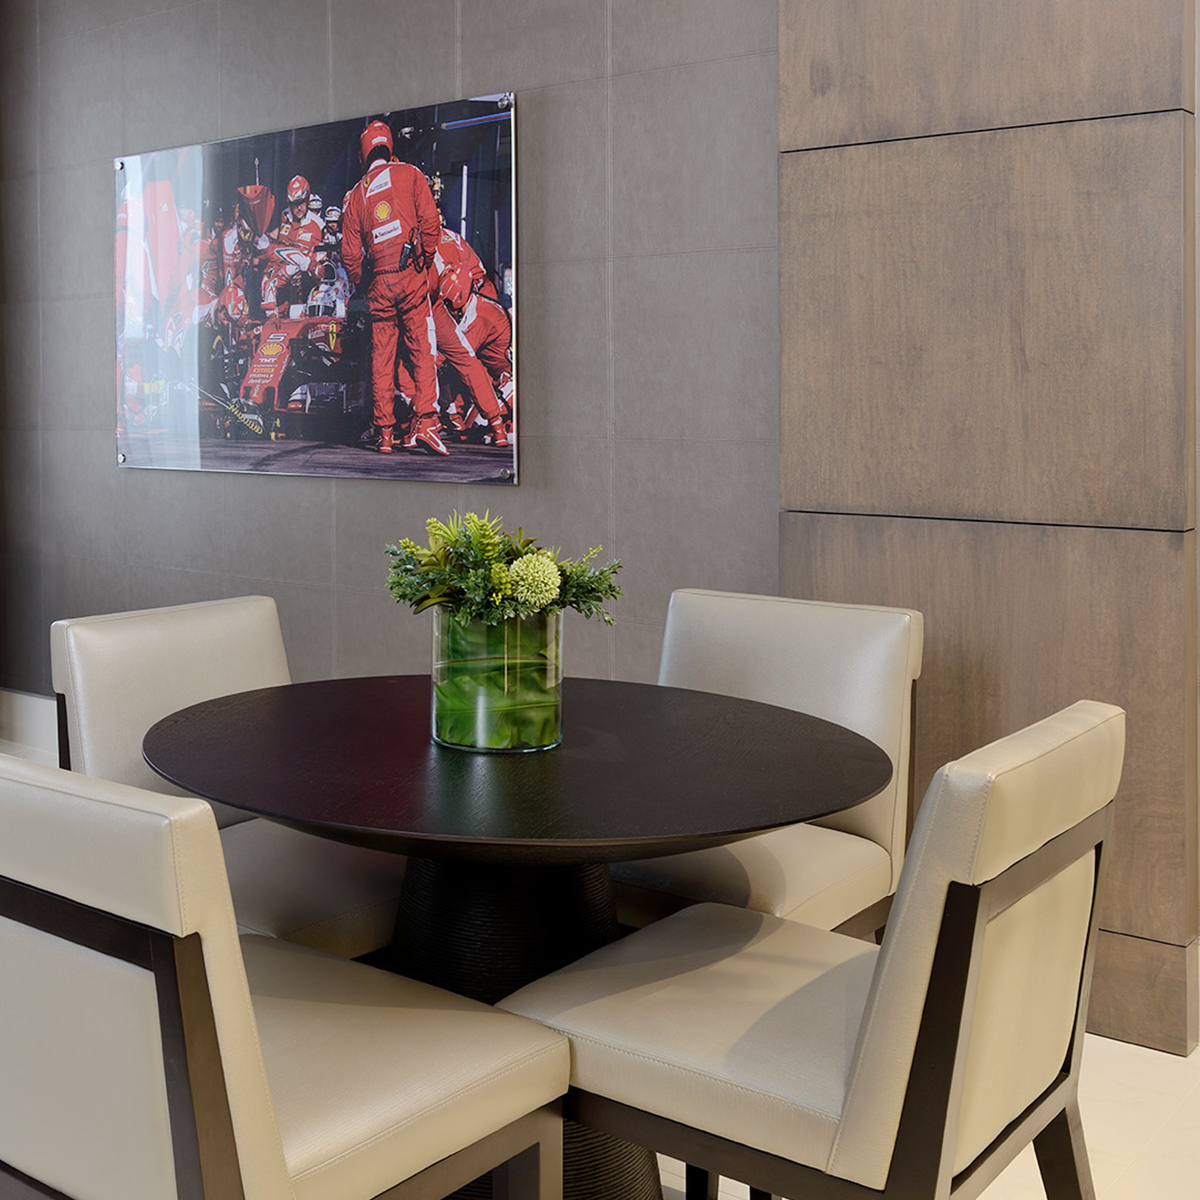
left=432, top=227, right=498, bottom=301
left=261, top=212, right=324, bottom=315
left=428, top=228, right=501, bottom=422
left=342, top=158, right=441, bottom=429
left=458, top=292, right=514, bottom=410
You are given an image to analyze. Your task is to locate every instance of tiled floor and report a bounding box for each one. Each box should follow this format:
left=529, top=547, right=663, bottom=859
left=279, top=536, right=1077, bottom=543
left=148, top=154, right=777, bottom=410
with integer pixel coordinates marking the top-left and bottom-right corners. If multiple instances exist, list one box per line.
left=659, top=1032, right=1200, bottom=1198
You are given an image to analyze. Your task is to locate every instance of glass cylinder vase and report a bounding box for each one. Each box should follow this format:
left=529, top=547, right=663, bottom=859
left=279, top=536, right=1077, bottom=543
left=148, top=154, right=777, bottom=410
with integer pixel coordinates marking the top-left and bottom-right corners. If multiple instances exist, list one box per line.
left=431, top=609, right=564, bottom=751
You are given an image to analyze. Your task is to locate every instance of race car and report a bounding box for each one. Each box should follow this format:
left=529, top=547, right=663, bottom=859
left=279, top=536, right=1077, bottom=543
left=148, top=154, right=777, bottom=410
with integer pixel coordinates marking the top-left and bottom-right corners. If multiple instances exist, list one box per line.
left=199, top=281, right=367, bottom=442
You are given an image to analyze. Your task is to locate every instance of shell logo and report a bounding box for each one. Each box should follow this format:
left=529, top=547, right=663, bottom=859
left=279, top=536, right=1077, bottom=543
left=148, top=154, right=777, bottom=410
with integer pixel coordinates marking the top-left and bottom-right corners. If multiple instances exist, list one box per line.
left=260, top=343, right=284, bottom=358
left=374, top=201, right=392, bottom=222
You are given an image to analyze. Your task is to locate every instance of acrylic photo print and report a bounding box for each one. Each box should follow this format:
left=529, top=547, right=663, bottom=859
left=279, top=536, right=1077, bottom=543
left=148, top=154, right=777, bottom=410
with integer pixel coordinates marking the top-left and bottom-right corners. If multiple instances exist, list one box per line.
left=115, top=94, right=516, bottom=484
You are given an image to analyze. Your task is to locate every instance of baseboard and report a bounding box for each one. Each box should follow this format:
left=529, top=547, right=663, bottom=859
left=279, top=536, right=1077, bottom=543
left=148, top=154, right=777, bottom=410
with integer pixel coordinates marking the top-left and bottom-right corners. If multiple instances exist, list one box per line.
left=1088, top=930, right=1199, bottom=1055
left=0, top=688, right=57, bottom=763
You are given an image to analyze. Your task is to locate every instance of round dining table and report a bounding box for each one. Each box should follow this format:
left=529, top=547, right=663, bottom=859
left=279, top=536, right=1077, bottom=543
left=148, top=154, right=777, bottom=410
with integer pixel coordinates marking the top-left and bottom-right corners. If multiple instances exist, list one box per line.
left=144, top=673, right=893, bottom=1200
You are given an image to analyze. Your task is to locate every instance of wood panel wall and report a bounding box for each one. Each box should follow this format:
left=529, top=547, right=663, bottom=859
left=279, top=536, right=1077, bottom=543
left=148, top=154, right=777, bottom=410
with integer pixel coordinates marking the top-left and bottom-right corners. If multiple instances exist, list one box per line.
left=779, top=0, right=1199, bottom=1053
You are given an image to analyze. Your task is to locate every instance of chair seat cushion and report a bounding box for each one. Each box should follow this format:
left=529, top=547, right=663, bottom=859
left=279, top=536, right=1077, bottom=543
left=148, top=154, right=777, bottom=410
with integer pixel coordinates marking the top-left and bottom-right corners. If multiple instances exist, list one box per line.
left=499, top=902, right=879, bottom=1170
left=241, top=935, right=570, bottom=1200
left=611, top=823, right=892, bottom=928
left=221, top=821, right=405, bottom=958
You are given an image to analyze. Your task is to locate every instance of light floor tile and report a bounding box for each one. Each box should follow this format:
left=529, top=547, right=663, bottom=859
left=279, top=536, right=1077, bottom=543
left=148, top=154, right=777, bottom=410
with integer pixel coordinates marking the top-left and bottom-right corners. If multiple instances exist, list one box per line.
left=975, top=1146, right=1044, bottom=1199
left=1103, top=1143, right=1200, bottom=1200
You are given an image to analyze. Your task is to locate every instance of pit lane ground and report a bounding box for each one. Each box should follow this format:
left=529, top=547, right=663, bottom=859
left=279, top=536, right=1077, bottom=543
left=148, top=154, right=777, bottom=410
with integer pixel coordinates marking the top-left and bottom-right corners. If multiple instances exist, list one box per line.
left=119, top=433, right=517, bottom=484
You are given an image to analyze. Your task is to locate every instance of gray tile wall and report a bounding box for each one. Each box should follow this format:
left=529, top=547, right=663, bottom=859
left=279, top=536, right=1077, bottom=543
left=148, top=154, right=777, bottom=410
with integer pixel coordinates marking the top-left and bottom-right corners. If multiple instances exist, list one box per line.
left=0, top=0, right=780, bottom=693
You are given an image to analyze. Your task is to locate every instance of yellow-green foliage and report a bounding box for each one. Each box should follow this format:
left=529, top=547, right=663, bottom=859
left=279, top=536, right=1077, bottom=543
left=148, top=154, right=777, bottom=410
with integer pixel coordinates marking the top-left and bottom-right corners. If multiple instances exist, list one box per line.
left=386, top=511, right=622, bottom=625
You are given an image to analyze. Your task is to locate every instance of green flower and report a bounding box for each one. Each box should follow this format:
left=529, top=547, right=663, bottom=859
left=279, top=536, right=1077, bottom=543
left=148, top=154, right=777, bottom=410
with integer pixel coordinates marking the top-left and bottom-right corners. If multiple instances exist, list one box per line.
left=387, top=511, right=620, bottom=624
left=465, top=511, right=504, bottom=562
left=508, top=553, right=561, bottom=609
left=489, top=561, right=513, bottom=604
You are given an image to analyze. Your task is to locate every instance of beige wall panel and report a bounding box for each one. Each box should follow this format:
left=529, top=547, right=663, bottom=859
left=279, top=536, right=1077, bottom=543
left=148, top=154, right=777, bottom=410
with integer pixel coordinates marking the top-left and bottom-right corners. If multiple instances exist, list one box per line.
left=780, top=512, right=1198, bottom=948
left=781, top=113, right=1194, bottom=530
left=779, top=0, right=1194, bottom=152
left=1089, top=933, right=1198, bottom=1055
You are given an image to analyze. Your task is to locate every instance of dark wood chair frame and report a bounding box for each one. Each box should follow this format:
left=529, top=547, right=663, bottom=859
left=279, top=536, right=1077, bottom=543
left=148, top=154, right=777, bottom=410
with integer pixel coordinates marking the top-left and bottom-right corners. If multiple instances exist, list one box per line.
left=0, top=872, right=562, bottom=1200
left=54, top=692, right=71, bottom=771
left=566, top=800, right=1113, bottom=1200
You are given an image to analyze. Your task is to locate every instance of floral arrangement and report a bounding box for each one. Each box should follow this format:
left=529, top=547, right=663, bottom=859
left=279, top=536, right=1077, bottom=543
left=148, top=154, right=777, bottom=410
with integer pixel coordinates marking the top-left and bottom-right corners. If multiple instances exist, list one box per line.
left=386, top=511, right=622, bottom=625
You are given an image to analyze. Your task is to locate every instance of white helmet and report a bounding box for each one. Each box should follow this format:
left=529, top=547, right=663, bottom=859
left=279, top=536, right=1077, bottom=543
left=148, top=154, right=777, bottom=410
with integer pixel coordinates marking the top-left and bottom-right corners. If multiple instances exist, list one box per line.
left=306, top=281, right=339, bottom=317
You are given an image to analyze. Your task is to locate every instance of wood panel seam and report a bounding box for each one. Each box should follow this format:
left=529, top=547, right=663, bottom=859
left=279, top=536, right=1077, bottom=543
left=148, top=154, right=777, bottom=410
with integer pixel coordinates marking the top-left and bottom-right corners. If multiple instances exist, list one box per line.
left=778, top=511, right=1197, bottom=536
left=781, top=106, right=1196, bottom=157
left=1098, top=928, right=1197, bottom=950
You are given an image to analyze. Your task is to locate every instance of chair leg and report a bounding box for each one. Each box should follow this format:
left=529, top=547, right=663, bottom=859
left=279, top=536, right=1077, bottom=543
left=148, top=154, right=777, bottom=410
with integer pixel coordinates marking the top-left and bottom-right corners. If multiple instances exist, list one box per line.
left=685, top=1164, right=718, bottom=1200
left=685, top=1165, right=775, bottom=1200
left=1032, top=1101, right=1096, bottom=1200
left=492, top=1120, right=563, bottom=1200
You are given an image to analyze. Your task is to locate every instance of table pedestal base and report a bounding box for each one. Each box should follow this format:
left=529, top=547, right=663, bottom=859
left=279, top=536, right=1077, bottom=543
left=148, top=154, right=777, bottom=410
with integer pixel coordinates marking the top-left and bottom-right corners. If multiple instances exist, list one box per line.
left=385, top=856, right=661, bottom=1200
left=393, top=857, right=620, bottom=1003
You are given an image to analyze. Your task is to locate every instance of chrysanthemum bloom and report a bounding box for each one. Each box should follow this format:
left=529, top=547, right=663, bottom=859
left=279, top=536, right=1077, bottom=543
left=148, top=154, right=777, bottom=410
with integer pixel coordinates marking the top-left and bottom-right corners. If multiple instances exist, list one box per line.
left=509, top=553, right=561, bottom=608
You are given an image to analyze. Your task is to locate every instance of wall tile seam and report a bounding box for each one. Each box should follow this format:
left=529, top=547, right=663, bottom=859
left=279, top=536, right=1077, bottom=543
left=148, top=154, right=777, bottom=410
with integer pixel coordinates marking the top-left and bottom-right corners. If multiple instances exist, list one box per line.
left=618, top=435, right=779, bottom=447
left=332, top=584, right=400, bottom=597
left=44, top=60, right=777, bottom=170
left=219, top=577, right=335, bottom=596
left=508, top=73, right=612, bottom=99
left=780, top=106, right=1196, bottom=157
left=777, top=509, right=1196, bottom=537
left=36, top=291, right=111, bottom=305
left=325, top=0, right=334, bottom=124
left=455, top=0, right=462, bottom=96
left=607, top=47, right=777, bottom=84
left=513, top=433, right=613, bottom=444
left=449, top=47, right=779, bottom=96
left=607, top=243, right=779, bottom=264
left=517, top=253, right=615, bottom=269
left=604, top=0, right=618, bottom=667
left=42, top=426, right=123, bottom=438
left=33, top=156, right=43, bottom=591
left=35, top=2, right=204, bottom=47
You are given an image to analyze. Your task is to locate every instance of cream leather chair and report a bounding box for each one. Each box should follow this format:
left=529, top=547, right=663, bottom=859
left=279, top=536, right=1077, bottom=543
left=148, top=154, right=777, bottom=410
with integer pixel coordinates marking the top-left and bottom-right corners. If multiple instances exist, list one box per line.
left=0, top=753, right=568, bottom=1200
left=612, top=590, right=923, bottom=935
left=502, top=701, right=1124, bottom=1200
left=51, top=596, right=405, bottom=957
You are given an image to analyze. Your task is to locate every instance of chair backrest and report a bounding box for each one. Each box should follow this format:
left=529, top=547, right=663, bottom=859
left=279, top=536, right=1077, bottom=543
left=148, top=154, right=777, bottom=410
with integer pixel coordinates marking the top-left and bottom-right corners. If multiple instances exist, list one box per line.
left=658, top=590, right=923, bottom=886
left=0, top=752, right=290, bottom=1200
left=830, top=701, right=1125, bottom=1191
left=51, top=596, right=291, bottom=827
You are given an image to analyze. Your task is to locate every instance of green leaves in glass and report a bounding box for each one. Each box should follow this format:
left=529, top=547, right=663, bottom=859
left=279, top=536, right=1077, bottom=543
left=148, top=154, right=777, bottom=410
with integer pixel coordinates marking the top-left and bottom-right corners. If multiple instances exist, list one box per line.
left=432, top=610, right=563, bottom=751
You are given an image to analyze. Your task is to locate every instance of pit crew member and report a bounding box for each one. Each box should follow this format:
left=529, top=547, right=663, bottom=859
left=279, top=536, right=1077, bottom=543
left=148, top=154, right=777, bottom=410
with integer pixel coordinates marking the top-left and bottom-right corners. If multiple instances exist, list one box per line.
left=341, top=121, right=443, bottom=454
left=429, top=234, right=508, bottom=447
left=442, top=267, right=514, bottom=440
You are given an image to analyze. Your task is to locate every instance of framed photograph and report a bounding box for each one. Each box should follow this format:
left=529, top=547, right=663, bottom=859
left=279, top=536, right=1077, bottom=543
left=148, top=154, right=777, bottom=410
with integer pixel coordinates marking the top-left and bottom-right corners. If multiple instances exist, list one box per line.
left=114, top=94, right=517, bottom=484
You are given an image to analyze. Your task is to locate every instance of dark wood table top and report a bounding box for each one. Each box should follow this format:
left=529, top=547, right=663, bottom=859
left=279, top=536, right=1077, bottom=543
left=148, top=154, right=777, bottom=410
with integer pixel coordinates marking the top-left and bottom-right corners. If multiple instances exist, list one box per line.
left=143, top=675, right=892, bottom=865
